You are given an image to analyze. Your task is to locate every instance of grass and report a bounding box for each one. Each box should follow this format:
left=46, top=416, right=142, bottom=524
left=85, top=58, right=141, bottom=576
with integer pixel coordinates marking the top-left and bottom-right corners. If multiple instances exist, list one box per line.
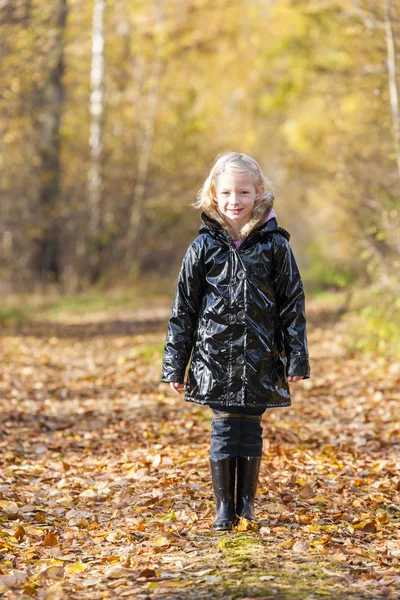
left=1, top=281, right=399, bottom=361
left=0, top=281, right=174, bottom=324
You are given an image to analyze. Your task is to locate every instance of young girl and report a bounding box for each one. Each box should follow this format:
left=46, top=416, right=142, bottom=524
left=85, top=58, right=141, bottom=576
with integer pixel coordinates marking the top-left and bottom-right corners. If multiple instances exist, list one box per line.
left=161, top=152, right=310, bottom=531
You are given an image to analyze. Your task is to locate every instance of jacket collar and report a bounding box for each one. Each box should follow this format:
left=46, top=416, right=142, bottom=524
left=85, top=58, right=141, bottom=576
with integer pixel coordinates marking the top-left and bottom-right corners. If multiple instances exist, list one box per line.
left=199, top=210, right=290, bottom=242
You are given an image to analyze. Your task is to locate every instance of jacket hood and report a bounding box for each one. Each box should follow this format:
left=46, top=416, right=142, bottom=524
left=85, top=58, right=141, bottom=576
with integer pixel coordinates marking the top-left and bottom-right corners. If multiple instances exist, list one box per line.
left=199, top=192, right=290, bottom=242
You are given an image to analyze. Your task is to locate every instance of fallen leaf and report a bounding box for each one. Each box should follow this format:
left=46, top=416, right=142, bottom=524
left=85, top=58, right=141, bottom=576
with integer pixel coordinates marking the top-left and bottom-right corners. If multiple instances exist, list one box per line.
left=14, top=525, right=26, bottom=542
left=104, top=565, right=137, bottom=579
left=293, top=540, right=310, bottom=553
left=150, top=536, right=170, bottom=547
left=79, top=489, right=97, bottom=498
left=353, top=520, right=377, bottom=533
left=0, top=570, right=28, bottom=588
left=0, top=500, right=19, bottom=519
left=40, top=566, right=65, bottom=579
left=65, top=562, right=87, bottom=574
left=44, top=583, right=65, bottom=600
left=299, top=485, right=315, bottom=499
left=43, top=532, right=59, bottom=547
left=152, top=454, right=161, bottom=467
left=138, top=567, right=157, bottom=578
left=235, top=517, right=260, bottom=532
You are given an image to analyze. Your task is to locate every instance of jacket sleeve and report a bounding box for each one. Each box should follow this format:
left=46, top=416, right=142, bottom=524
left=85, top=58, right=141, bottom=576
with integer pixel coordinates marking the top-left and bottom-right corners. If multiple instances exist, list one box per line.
left=161, top=239, right=206, bottom=383
left=272, top=235, right=310, bottom=379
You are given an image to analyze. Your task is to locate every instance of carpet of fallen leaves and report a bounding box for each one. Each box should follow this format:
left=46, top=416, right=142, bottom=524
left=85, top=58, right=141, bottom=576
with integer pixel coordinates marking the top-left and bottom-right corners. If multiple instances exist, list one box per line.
left=1, top=298, right=400, bottom=600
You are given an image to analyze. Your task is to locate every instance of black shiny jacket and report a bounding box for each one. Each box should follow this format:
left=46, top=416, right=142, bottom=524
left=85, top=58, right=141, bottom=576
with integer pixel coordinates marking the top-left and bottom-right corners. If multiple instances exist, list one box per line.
left=161, top=212, right=310, bottom=408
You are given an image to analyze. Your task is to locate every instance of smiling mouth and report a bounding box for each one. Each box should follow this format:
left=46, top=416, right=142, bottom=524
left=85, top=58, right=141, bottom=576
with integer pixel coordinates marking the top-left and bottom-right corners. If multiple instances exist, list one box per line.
left=229, top=208, right=243, bottom=213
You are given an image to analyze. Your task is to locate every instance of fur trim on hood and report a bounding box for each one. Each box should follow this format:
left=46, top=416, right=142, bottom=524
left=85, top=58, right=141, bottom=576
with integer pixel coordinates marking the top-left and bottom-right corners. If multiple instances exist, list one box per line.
left=202, top=191, right=275, bottom=240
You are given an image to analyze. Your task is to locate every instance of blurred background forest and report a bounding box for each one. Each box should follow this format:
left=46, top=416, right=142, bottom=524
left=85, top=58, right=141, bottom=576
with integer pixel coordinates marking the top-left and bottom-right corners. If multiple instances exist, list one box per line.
left=0, top=0, right=399, bottom=356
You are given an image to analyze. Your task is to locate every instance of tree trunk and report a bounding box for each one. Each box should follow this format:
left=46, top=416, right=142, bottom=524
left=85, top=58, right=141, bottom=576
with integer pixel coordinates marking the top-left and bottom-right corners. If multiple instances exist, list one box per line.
left=31, top=0, right=67, bottom=287
left=88, top=0, right=106, bottom=235
left=383, top=0, right=400, bottom=184
left=83, top=0, right=106, bottom=285
left=123, top=0, right=164, bottom=272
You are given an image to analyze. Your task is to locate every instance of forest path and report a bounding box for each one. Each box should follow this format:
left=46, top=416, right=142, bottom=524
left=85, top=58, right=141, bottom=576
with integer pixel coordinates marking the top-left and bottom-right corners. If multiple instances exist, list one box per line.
left=1, top=298, right=399, bottom=600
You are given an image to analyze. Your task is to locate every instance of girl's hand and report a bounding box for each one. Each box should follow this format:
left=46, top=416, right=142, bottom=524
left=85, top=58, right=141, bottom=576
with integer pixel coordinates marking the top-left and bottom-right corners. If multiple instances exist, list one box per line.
left=288, top=375, right=304, bottom=383
left=170, top=382, right=185, bottom=395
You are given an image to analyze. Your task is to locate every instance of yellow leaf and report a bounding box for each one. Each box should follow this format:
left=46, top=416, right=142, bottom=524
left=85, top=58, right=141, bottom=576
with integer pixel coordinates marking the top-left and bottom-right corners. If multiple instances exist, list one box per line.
left=216, top=538, right=227, bottom=550
left=235, top=517, right=260, bottom=532
left=313, top=495, right=330, bottom=504
left=376, top=510, right=389, bottom=524
left=26, top=526, right=45, bottom=536
left=150, top=536, right=169, bottom=547
left=369, top=493, right=385, bottom=504
left=65, top=562, right=87, bottom=575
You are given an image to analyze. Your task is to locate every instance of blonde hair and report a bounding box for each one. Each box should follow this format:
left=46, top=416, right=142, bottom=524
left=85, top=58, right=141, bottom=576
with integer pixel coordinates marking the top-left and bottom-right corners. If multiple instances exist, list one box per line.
left=192, top=151, right=276, bottom=240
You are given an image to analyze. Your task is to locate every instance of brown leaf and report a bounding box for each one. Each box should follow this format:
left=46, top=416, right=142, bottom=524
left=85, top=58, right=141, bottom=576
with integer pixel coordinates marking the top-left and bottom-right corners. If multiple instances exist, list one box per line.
left=299, top=485, right=315, bottom=500
left=14, top=525, right=26, bottom=542
left=104, top=565, right=137, bottom=579
left=0, top=500, right=20, bottom=519
left=353, top=520, right=377, bottom=533
left=0, top=570, right=28, bottom=588
left=138, top=567, right=157, bottom=579
left=40, top=566, right=65, bottom=579
left=292, top=540, right=310, bottom=553
left=43, top=531, right=59, bottom=547
left=281, top=494, right=294, bottom=503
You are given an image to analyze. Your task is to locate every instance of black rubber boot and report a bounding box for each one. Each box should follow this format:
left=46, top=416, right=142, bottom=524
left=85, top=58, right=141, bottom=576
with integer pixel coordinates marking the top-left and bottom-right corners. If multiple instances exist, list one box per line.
left=209, top=457, right=236, bottom=531
left=236, top=456, right=262, bottom=521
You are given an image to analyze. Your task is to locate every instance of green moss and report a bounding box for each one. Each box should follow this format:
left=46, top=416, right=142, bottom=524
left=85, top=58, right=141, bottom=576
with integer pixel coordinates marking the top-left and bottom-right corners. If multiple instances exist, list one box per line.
left=0, top=308, right=26, bottom=325
left=134, top=341, right=165, bottom=363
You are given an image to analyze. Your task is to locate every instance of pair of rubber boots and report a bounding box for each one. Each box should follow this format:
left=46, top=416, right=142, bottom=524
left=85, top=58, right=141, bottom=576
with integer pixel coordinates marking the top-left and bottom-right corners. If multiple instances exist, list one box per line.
left=209, top=456, right=261, bottom=530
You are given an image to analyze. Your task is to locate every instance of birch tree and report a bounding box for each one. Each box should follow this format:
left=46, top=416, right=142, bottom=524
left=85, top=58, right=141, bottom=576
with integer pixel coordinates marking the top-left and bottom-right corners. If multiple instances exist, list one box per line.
left=88, top=0, right=105, bottom=235
left=383, top=0, right=400, bottom=183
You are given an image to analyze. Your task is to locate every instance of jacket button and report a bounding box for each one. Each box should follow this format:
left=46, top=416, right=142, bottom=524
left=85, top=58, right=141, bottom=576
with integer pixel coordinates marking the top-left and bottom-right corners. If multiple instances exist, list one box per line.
left=236, top=355, right=245, bottom=365
left=237, top=310, right=246, bottom=321
left=237, top=270, right=247, bottom=280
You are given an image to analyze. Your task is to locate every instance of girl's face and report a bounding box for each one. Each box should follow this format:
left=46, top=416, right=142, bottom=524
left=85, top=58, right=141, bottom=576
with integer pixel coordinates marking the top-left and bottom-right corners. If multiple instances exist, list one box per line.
left=215, top=170, right=264, bottom=230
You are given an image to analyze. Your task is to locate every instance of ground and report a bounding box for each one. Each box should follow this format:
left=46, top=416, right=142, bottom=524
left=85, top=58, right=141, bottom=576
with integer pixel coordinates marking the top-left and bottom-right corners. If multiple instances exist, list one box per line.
left=0, top=294, right=399, bottom=599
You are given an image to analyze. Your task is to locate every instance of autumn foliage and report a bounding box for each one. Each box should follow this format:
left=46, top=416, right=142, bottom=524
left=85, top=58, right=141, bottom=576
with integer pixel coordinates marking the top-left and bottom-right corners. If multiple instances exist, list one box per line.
left=1, top=296, right=400, bottom=599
